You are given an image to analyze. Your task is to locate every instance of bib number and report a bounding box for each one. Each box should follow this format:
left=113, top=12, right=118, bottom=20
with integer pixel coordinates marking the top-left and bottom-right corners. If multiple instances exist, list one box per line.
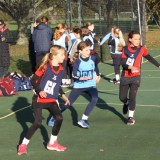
left=126, top=58, right=135, bottom=66
left=44, top=80, right=56, bottom=95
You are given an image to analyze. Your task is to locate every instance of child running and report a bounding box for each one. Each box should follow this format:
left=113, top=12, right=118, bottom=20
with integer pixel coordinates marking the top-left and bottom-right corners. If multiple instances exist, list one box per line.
left=17, top=45, right=70, bottom=155
left=119, top=30, right=160, bottom=125
left=48, top=41, right=100, bottom=128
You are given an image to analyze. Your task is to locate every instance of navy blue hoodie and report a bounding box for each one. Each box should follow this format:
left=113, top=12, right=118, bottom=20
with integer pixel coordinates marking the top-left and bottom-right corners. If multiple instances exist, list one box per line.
left=32, top=23, right=53, bottom=53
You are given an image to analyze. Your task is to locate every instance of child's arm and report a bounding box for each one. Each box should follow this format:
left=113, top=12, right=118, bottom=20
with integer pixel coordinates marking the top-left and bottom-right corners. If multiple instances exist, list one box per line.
left=59, top=87, right=70, bottom=105
left=62, top=94, right=70, bottom=105
left=100, top=33, right=111, bottom=46
left=144, top=54, right=160, bottom=67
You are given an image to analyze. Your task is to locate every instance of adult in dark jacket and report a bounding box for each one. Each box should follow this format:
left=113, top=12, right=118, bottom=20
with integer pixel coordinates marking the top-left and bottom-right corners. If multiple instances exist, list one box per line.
left=32, top=16, right=53, bottom=66
left=29, top=19, right=40, bottom=73
left=0, top=20, right=12, bottom=77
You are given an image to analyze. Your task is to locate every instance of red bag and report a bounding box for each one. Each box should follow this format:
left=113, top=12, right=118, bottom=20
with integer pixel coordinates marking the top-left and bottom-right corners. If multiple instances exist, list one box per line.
left=0, top=76, right=17, bottom=96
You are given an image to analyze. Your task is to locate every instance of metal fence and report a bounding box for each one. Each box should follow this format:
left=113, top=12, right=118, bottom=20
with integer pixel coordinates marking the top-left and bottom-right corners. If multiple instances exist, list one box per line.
left=8, top=0, right=160, bottom=61
left=46, top=0, right=144, bottom=38
left=42, top=0, right=146, bottom=61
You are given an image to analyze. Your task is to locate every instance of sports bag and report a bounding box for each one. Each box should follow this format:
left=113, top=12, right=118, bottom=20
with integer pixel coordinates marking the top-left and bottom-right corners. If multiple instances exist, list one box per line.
left=0, top=76, right=17, bottom=96
left=10, top=72, right=33, bottom=91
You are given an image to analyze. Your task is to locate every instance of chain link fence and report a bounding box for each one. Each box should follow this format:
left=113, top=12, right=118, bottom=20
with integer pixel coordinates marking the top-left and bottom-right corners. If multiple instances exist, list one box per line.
left=43, top=0, right=146, bottom=61
left=7, top=0, right=160, bottom=61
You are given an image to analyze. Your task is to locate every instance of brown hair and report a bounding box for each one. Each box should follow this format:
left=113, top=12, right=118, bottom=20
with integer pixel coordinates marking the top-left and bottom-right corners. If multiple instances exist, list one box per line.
left=85, top=22, right=93, bottom=28
left=73, top=27, right=82, bottom=38
left=53, top=23, right=65, bottom=40
left=81, top=26, right=90, bottom=36
left=77, top=41, right=90, bottom=51
left=41, top=16, right=48, bottom=24
left=0, top=19, right=4, bottom=25
left=72, top=41, right=90, bottom=62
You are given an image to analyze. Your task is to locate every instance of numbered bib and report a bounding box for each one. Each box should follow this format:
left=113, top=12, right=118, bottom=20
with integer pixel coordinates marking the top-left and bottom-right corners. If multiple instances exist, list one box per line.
left=126, top=58, right=135, bottom=66
left=44, top=80, right=56, bottom=95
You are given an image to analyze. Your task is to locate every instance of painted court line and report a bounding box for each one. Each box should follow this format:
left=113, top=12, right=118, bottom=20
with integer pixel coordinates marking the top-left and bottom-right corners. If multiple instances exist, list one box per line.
left=1, top=102, right=160, bottom=120
left=1, top=55, right=159, bottom=120
left=0, top=105, right=31, bottom=120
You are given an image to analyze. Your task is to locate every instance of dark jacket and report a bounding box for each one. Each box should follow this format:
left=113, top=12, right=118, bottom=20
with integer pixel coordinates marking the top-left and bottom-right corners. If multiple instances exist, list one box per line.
left=32, top=23, right=53, bottom=53
left=0, top=25, right=12, bottom=67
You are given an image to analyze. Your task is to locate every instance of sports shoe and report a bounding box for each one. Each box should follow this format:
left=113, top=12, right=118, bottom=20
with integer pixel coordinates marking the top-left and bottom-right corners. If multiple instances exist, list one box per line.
left=109, top=78, right=116, bottom=83
left=114, top=80, right=120, bottom=84
left=123, top=99, right=129, bottom=114
left=48, top=117, right=55, bottom=127
left=127, top=117, right=135, bottom=125
left=17, top=144, right=27, bottom=155
left=47, top=140, right=67, bottom=151
left=77, top=119, right=90, bottom=128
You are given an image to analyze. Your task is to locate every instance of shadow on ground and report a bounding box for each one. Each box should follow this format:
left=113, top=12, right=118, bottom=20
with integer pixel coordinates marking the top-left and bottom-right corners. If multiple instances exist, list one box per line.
left=12, top=97, right=49, bottom=145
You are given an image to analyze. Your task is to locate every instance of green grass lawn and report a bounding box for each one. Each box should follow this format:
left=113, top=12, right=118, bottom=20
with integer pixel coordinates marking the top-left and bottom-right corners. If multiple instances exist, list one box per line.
left=9, top=55, right=32, bottom=77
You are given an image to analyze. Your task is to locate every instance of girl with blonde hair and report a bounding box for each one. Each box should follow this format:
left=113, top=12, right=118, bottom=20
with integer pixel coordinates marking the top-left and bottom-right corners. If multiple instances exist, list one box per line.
left=18, top=45, right=70, bottom=155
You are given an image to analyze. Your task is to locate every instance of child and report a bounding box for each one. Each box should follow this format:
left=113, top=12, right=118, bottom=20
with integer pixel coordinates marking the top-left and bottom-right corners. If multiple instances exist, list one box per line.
left=119, top=30, right=160, bottom=125
left=48, top=41, right=101, bottom=128
left=68, top=27, right=82, bottom=82
left=53, top=23, right=72, bottom=87
left=17, top=45, right=70, bottom=155
left=82, top=23, right=101, bottom=63
left=108, top=27, right=125, bottom=84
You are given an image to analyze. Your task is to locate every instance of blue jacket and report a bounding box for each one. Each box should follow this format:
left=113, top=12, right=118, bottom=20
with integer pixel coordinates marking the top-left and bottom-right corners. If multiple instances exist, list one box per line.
left=32, top=23, right=53, bottom=53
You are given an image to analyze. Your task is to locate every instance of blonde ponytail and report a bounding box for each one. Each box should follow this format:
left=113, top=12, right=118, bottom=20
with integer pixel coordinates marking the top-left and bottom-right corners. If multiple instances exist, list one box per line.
left=37, top=45, right=66, bottom=71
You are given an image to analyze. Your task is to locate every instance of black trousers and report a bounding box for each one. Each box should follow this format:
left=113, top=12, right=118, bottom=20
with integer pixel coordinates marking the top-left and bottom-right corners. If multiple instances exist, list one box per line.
left=119, top=76, right=140, bottom=111
left=26, top=98, right=63, bottom=140
left=61, top=87, right=98, bottom=116
left=111, top=54, right=121, bottom=75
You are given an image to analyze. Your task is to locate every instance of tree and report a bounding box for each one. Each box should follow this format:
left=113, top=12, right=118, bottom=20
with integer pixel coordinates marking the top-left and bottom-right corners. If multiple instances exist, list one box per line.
left=0, top=0, right=54, bottom=45
left=146, top=0, right=160, bottom=24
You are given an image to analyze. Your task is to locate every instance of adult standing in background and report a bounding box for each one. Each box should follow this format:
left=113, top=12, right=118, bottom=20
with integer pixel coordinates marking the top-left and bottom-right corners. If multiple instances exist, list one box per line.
left=0, top=20, right=12, bottom=77
left=32, top=16, right=53, bottom=67
left=29, top=19, right=40, bottom=73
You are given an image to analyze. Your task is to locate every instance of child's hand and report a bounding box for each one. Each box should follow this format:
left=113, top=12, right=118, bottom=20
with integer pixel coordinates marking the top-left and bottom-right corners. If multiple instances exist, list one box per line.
left=129, top=66, right=139, bottom=73
left=65, top=99, right=70, bottom=105
left=96, top=75, right=101, bottom=84
left=39, top=91, right=47, bottom=98
left=80, top=76, right=92, bottom=80
left=62, top=94, right=70, bottom=105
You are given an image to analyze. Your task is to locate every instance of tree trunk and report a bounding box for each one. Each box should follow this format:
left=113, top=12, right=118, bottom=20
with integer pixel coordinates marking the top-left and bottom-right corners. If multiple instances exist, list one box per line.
left=141, top=0, right=147, bottom=45
left=104, top=0, right=114, bottom=30
left=16, top=20, right=29, bottom=45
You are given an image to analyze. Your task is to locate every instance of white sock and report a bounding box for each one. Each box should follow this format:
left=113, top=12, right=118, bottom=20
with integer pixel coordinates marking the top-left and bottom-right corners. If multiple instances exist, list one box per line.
left=115, top=74, right=120, bottom=81
left=128, top=110, right=135, bottom=118
left=22, top=137, right=30, bottom=145
left=49, top=135, right=57, bottom=144
left=82, top=114, right=88, bottom=120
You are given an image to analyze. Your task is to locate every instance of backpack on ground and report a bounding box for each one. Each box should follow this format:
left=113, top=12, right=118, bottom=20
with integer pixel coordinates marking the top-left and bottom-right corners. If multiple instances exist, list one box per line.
left=0, top=76, right=17, bottom=96
left=10, top=72, right=33, bottom=92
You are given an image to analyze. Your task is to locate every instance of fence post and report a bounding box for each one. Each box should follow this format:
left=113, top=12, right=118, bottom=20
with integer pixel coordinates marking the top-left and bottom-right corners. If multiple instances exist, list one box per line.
left=98, top=0, right=103, bottom=62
